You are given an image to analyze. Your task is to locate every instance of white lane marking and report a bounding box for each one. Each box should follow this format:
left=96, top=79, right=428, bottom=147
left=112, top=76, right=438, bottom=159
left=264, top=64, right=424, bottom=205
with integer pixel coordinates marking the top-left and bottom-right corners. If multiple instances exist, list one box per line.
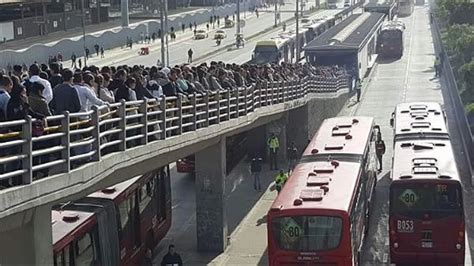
left=402, top=6, right=418, bottom=103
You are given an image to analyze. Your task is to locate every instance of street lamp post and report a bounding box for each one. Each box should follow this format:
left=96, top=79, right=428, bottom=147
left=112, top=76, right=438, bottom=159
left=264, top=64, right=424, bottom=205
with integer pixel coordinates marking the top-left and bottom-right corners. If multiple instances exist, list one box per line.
left=81, top=0, right=87, bottom=66
left=236, top=0, right=240, bottom=36
left=295, top=0, right=299, bottom=61
left=160, top=0, right=166, bottom=66
left=164, top=0, right=169, bottom=65
left=274, top=0, right=278, bottom=26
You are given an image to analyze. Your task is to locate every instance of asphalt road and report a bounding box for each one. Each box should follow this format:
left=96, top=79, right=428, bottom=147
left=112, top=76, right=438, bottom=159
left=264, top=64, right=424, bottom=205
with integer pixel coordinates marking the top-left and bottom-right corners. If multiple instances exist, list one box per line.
left=338, top=4, right=473, bottom=265
left=91, top=0, right=319, bottom=67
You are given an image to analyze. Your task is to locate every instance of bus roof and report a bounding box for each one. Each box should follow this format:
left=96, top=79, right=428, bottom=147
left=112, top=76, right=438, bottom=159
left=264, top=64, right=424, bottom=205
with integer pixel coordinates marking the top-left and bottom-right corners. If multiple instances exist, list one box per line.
left=393, top=102, right=448, bottom=139
left=87, top=175, right=141, bottom=200
left=270, top=116, right=375, bottom=215
left=391, top=139, right=460, bottom=183
left=52, top=210, right=96, bottom=248
left=303, top=116, right=375, bottom=157
left=270, top=160, right=362, bottom=213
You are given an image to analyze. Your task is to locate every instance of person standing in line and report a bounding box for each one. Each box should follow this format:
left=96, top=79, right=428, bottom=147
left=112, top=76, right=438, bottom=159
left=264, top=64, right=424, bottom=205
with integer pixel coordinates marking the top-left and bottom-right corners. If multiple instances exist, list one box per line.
left=161, top=244, right=183, bottom=266
left=188, top=48, right=193, bottom=64
left=250, top=157, right=263, bottom=192
left=274, top=170, right=288, bottom=194
left=287, top=142, right=298, bottom=173
left=267, top=133, right=280, bottom=170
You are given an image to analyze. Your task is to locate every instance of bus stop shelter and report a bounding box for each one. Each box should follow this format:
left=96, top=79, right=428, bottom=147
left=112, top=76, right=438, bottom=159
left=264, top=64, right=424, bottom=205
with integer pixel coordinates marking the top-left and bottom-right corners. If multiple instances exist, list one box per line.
left=304, top=12, right=385, bottom=80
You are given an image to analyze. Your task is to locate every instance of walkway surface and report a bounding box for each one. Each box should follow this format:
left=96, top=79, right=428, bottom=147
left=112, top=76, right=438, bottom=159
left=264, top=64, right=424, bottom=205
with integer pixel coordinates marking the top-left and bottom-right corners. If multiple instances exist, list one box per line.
left=152, top=3, right=474, bottom=265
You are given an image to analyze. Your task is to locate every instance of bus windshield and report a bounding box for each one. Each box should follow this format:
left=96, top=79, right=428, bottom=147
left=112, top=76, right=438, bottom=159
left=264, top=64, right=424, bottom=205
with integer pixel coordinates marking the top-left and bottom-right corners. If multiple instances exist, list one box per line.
left=271, top=216, right=343, bottom=251
left=390, top=183, right=463, bottom=219
left=380, top=31, right=402, bottom=43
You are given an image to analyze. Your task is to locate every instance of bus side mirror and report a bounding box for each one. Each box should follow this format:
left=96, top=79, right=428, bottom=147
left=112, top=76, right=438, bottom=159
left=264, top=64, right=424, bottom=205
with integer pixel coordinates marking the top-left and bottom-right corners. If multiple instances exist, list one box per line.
left=390, top=118, right=394, bottom=128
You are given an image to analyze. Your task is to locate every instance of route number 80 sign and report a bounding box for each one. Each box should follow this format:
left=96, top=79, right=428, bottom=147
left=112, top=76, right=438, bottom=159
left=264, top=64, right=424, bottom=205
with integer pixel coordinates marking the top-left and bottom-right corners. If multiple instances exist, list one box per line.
left=399, top=189, right=418, bottom=207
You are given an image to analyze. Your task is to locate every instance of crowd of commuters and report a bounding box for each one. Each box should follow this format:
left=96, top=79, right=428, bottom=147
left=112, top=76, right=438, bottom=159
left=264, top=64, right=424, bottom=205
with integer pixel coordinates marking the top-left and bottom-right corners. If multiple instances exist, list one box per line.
left=0, top=62, right=347, bottom=123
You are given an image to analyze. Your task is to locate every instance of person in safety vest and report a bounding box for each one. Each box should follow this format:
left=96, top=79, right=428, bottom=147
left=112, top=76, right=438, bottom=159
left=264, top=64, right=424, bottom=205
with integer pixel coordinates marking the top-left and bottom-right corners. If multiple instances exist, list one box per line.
left=267, top=133, right=280, bottom=170
left=375, top=135, right=386, bottom=172
left=275, top=170, right=288, bottom=194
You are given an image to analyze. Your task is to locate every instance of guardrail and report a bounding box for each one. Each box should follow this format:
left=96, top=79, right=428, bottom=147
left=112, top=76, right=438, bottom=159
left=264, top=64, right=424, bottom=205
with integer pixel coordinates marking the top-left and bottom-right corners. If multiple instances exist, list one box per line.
left=0, top=74, right=349, bottom=189
left=431, top=16, right=474, bottom=183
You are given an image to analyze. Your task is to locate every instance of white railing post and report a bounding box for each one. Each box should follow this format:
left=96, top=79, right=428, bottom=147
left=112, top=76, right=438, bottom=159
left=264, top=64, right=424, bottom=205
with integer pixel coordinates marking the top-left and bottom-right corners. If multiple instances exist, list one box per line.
left=91, top=106, right=101, bottom=162
left=204, top=93, right=210, bottom=127
left=160, top=96, right=167, bottom=140
left=60, top=111, right=71, bottom=173
left=226, top=90, right=231, bottom=121
left=177, top=95, right=183, bottom=135
left=118, top=99, right=127, bottom=151
left=243, top=88, right=248, bottom=115
left=235, top=88, right=240, bottom=117
left=21, top=116, right=33, bottom=184
left=139, top=98, right=149, bottom=145
left=191, top=95, right=197, bottom=130
left=215, top=93, right=221, bottom=124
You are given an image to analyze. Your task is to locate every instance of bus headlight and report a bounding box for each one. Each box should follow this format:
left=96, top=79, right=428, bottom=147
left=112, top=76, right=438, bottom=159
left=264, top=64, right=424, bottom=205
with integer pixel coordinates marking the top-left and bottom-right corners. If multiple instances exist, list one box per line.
left=456, top=243, right=462, bottom=250
left=394, top=242, right=399, bottom=248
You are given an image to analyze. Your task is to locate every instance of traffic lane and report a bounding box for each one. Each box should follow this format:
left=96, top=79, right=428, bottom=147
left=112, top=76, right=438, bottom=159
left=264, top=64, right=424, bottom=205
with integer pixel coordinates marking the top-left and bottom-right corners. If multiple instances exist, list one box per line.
left=357, top=7, right=422, bottom=265
left=197, top=9, right=344, bottom=64
left=115, top=1, right=313, bottom=67
left=359, top=5, right=472, bottom=265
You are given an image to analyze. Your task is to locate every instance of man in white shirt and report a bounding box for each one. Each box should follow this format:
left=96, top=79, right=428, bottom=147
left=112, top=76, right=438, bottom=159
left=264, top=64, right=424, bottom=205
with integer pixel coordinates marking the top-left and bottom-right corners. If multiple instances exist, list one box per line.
left=28, top=64, right=53, bottom=103
left=72, top=72, right=106, bottom=113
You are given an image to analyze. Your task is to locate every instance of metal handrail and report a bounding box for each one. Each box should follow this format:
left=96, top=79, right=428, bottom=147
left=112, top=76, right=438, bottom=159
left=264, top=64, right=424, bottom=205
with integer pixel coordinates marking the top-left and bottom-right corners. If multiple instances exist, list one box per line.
left=0, top=73, right=350, bottom=188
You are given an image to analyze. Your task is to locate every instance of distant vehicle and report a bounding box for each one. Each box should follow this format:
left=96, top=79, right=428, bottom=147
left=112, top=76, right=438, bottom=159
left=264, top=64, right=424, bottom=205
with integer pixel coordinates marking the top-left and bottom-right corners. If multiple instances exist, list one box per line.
left=344, top=2, right=350, bottom=7
left=267, top=116, right=379, bottom=265
left=327, top=0, right=338, bottom=9
left=389, top=102, right=464, bottom=266
left=195, top=29, right=208, bottom=39
left=378, top=21, right=405, bottom=58
left=177, top=155, right=195, bottom=173
left=300, top=16, right=311, bottom=24
left=398, top=0, right=414, bottom=16
left=52, top=167, right=172, bottom=266
left=224, top=19, right=235, bottom=28
left=214, top=29, right=227, bottom=39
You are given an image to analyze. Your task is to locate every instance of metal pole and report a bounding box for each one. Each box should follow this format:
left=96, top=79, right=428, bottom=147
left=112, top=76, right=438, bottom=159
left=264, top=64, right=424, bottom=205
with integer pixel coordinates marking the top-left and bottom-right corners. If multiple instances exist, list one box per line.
left=274, top=0, right=278, bottom=26
left=81, top=0, right=87, bottom=66
left=164, top=0, right=169, bottom=65
left=236, top=0, right=240, bottom=35
left=160, top=0, right=165, bottom=66
left=295, top=0, right=299, bottom=61
left=121, top=0, right=129, bottom=26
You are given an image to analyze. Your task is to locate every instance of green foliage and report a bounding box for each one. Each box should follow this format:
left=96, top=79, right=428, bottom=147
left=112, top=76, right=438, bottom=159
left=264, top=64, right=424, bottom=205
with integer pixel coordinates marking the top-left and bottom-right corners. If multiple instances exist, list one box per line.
left=436, top=0, right=474, bottom=110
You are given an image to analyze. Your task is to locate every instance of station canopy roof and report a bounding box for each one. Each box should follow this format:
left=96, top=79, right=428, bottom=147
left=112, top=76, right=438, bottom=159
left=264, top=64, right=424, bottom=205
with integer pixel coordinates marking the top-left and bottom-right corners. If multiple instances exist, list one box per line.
left=304, top=12, right=385, bottom=52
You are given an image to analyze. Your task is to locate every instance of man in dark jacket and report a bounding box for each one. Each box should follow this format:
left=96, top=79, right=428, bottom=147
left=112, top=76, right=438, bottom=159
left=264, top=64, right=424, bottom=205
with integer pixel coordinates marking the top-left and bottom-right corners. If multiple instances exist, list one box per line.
left=49, top=68, right=81, bottom=115
left=287, top=142, right=298, bottom=173
left=250, top=157, right=263, bottom=191
left=49, top=62, right=63, bottom=89
left=108, top=69, right=127, bottom=92
left=161, top=244, right=183, bottom=266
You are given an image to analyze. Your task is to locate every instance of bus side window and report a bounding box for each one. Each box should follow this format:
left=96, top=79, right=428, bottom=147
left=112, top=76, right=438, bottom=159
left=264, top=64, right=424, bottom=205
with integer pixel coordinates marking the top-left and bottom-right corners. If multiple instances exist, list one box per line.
left=117, top=199, right=131, bottom=238
left=75, top=232, right=97, bottom=266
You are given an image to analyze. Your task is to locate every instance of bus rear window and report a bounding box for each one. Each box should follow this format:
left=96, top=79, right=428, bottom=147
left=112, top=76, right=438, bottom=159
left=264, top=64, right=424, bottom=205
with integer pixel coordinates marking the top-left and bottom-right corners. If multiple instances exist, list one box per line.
left=391, top=183, right=462, bottom=218
left=271, top=216, right=343, bottom=251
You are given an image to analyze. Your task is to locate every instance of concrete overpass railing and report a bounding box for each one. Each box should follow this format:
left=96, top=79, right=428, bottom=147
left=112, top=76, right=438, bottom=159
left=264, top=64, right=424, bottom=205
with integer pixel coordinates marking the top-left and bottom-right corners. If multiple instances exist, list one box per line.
left=0, top=73, right=349, bottom=218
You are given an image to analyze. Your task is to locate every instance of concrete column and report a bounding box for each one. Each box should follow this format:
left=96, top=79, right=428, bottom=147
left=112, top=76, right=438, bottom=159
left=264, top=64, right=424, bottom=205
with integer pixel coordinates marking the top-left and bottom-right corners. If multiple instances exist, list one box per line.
left=288, top=106, right=310, bottom=155
left=0, top=205, right=53, bottom=265
left=195, top=138, right=228, bottom=252
left=265, top=115, right=288, bottom=167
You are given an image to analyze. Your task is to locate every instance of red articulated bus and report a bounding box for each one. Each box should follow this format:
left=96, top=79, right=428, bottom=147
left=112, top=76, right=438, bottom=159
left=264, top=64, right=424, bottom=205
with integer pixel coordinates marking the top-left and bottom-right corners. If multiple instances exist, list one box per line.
left=267, top=116, right=379, bottom=265
left=389, top=102, right=464, bottom=266
left=52, top=167, right=172, bottom=266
